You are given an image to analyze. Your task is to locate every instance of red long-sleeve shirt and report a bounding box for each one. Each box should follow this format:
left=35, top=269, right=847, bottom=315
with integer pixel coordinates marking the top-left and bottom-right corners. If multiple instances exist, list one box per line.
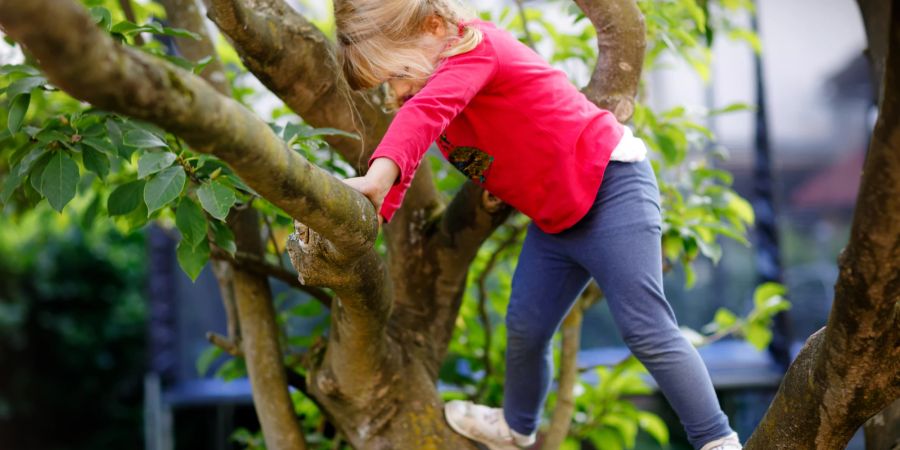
left=369, top=18, right=624, bottom=233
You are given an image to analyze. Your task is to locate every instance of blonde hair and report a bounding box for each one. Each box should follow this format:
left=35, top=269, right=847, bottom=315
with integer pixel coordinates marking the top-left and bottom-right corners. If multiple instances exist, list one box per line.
left=335, top=0, right=483, bottom=91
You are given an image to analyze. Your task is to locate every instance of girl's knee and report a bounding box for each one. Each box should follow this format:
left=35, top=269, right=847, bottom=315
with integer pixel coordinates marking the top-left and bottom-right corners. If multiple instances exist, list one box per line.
left=621, top=326, right=685, bottom=359
left=506, top=312, right=555, bottom=352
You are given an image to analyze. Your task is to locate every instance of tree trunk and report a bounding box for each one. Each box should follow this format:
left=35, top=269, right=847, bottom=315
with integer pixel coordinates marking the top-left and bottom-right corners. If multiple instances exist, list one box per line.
left=744, top=1, right=900, bottom=447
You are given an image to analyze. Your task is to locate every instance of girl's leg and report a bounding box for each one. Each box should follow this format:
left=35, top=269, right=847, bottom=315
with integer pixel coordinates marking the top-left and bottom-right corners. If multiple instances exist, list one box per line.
left=566, top=159, right=735, bottom=449
left=502, top=222, right=592, bottom=436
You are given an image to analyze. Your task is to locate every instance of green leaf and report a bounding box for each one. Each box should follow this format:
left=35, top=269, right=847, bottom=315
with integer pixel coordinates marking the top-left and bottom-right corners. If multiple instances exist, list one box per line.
left=81, top=145, right=110, bottom=180
left=107, top=180, right=146, bottom=216
left=710, top=102, right=754, bottom=116
left=197, top=180, right=236, bottom=221
left=210, top=219, right=236, bottom=256
left=89, top=6, right=112, bottom=30
left=80, top=136, right=117, bottom=156
left=6, top=76, right=46, bottom=98
left=637, top=411, right=669, bottom=445
left=144, top=165, right=186, bottom=215
left=176, top=196, right=208, bottom=248
left=115, top=201, right=149, bottom=233
left=744, top=322, right=772, bottom=350
left=81, top=193, right=103, bottom=230
left=753, top=282, right=787, bottom=308
left=695, top=236, right=722, bottom=264
left=123, top=129, right=168, bottom=149
left=162, top=27, right=202, bottom=40
left=301, top=127, right=360, bottom=140
left=41, top=151, right=80, bottom=212
left=729, top=28, right=763, bottom=54
left=726, top=192, right=755, bottom=225
left=589, top=427, right=624, bottom=450
left=192, top=56, right=214, bottom=74
left=1, top=164, right=26, bottom=204
left=28, top=152, right=53, bottom=195
left=196, top=345, right=223, bottom=376
left=662, top=232, right=682, bottom=261
left=8, top=93, right=30, bottom=133
left=177, top=237, right=209, bottom=281
left=713, top=308, right=738, bottom=331
left=0, top=64, right=41, bottom=76
left=109, top=21, right=149, bottom=36
left=137, top=151, right=177, bottom=178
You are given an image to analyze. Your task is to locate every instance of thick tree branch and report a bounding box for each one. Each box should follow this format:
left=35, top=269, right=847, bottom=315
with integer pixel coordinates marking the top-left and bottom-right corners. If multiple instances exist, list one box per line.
left=159, top=0, right=230, bottom=93
left=746, top=3, right=900, bottom=447
left=230, top=208, right=308, bottom=450
left=0, top=0, right=378, bottom=257
left=287, top=221, right=397, bottom=397
left=575, top=0, right=646, bottom=122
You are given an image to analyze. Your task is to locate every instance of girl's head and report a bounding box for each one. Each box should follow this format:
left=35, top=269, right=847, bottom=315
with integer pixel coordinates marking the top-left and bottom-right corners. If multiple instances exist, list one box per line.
left=335, top=0, right=482, bottom=98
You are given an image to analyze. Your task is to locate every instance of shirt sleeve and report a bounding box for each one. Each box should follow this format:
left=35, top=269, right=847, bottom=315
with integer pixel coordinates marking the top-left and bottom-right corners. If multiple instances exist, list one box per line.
left=368, top=42, right=499, bottom=223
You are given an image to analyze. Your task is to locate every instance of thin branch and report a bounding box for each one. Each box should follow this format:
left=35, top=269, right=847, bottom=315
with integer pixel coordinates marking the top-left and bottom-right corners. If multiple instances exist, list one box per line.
left=210, top=247, right=333, bottom=307
left=514, top=0, right=536, bottom=50
left=261, top=212, right=287, bottom=269
left=211, top=259, right=242, bottom=349
left=207, top=331, right=243, bottom=357
left=118, top=0, right=145, bottom=45
left=473, top=223, right=527, bottom=400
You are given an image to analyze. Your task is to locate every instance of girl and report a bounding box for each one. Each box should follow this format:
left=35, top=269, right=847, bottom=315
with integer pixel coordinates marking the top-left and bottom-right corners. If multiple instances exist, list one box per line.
left=336, top=1, right=741, bottom=449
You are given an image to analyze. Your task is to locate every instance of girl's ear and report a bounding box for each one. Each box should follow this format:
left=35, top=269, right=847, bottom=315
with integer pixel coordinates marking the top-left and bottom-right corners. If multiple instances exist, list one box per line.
left=422, top=14, right=447, bottom=37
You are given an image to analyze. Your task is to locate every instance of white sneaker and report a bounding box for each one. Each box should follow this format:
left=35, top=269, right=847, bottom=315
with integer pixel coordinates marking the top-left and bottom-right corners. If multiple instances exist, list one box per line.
left=443, top=400, right=536, bottom=450
left=700, top=432, right=742, bottom=450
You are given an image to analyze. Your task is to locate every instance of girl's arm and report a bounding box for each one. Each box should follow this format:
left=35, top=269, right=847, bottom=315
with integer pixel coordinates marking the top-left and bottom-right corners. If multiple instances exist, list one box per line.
left=363, top=41, right=499, bottom=223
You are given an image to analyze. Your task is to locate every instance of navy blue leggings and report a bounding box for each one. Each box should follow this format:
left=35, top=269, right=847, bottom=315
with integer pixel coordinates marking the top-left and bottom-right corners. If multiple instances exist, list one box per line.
left=501, top=158, right=734, bottom=449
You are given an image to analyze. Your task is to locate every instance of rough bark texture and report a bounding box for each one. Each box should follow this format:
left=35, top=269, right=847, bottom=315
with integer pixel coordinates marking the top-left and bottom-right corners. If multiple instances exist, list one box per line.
left=574, top=0, right=646, bottom=122
left=744, top=2, right=900, bottom=448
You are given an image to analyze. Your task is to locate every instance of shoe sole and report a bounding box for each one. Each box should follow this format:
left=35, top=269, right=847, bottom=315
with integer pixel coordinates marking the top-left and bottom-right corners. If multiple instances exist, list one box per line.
left=443, top=403, right=520, bottom=450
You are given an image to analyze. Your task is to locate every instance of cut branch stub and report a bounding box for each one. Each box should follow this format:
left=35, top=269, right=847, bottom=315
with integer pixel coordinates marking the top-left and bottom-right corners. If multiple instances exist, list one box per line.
left=287, top=220, right=351, bottom=288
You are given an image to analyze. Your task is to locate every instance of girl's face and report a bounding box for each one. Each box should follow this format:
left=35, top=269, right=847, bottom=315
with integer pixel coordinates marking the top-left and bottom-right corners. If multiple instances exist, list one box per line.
left=387, top=78, right=426, bottom=107
left=386, top=15, right=450, bottom=107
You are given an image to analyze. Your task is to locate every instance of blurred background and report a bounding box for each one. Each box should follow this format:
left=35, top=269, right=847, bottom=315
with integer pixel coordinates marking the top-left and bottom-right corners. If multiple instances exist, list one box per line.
left=0, top=0, right=874, bottom=448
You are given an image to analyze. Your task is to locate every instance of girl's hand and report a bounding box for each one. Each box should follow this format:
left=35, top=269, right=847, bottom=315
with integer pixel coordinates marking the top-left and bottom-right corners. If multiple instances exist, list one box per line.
left=342, top=176, right=389, bottom=223
left=342, top=157, right=400, bottom=226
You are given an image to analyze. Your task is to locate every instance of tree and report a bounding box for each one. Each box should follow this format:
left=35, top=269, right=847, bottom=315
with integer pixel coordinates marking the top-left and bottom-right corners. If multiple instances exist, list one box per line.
left=743, top=0, right=900, bottom=448
left=1, top=0, right=894, bottom=449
